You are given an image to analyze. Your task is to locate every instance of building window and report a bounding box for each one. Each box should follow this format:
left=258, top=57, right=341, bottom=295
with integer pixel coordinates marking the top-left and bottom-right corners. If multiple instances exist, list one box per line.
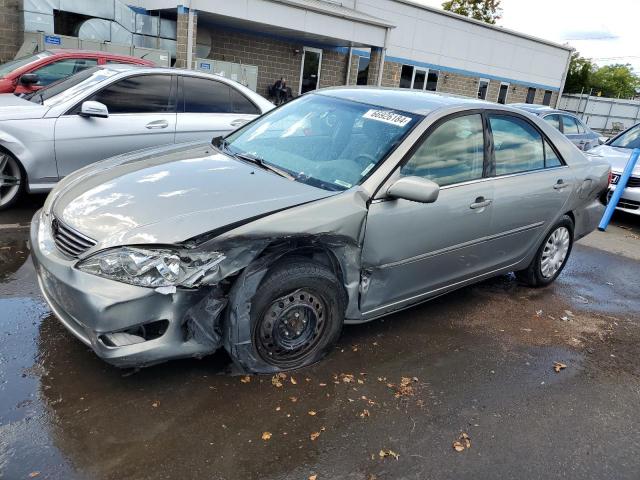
left=356, top=56, right=370, bottom=86
left=477, top=78, right=489, bottom=100
left=400, top=65, right=438, bottom=91
left=497, top=83, right=509, bottom=104
left=400, top=65, right=413, bottom=88
left=526, top=87, right=536, bottom=104
left=543, top=90, right=553, bottom=106
left=426, top=70, right=439, bottom=91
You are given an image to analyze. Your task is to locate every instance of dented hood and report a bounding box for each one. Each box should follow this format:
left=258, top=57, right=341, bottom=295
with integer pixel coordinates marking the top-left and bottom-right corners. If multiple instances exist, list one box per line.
left=52, top=143, right=337, bottom=247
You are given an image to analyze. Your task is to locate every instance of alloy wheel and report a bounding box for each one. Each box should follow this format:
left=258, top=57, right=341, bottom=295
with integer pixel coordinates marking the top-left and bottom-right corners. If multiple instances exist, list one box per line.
left=0, top=154, right=21, bottom=208
left=540, top=226, right=570, bottom=278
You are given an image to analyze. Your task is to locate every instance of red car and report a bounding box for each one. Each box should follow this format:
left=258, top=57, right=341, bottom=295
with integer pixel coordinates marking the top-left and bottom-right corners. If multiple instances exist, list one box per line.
left=0, top=49, right=154, bottom=94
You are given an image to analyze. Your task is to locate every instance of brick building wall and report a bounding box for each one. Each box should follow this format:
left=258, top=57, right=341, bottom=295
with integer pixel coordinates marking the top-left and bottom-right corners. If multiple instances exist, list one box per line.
left=436, top=71, right=479, bottom=97
left=206, top=28, right=302, bottom=97
left=348, top=53, right=359, bottom=85
left=0, top=0, right=22, bottom=63
left=318, top=49, right=348, bottom=89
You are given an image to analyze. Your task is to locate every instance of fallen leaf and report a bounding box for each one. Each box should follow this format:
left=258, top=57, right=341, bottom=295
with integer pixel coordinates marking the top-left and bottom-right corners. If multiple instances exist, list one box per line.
left=289, top=396, right=298, bottom=403
left=308, top=410, right=317, bottom=416
left=379, top=449, right=400, bottom=460
left=340, top=373, right=355, bottom=383
left=359, top=409, right=370, bottom=418
left=29, top=473, right=40, bottom=478
left=261, top=432, right=272, bottom=441
left=553, top=361, right=567, bottom=373
left=271, top=373, right=287, bottom=388
left=453, top=432, right=471, bottom=452
left=357, top=379, right=365, bottom=384
left=309, top=475, right=318, bottom=480
left=275, top=406, right=281, bottom=411
left=290, top=376, right=298, bottom=385
left=151, top=401, right=160, bottom=408
left=240, top=375, right=251, bottom=384
left=310, top=431, right=321, bottom=441
left=319, top=383, right=327, bottom=387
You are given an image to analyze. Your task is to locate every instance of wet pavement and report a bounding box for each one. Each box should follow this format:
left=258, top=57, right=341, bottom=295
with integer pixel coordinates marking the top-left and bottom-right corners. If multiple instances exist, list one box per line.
left=1, top=200, right=639, bottom=480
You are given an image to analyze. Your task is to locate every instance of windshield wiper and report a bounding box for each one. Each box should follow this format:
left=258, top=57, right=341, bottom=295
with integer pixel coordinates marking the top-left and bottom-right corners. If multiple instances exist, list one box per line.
left=234, top=152, right=294, bottom=180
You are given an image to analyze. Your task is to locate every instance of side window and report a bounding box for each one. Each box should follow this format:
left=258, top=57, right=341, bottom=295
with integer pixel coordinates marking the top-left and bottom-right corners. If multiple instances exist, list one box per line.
left=32, top=58, right=98, bottom=86
left=230, top=88, right=260, bottom=114
left=545, top=140, right=562, bottom=168
left=562, top=115, right=580, bottom=134
left=401, top=114, right=485, bottom=186
left=183, top=76, right=231, bottom=113
left=489, top=115, right=544, bottom=175
left=544, top=114, right=561, bottom=131
left=576, top=119, right=586, bottom=134
left=88, top=75, right=173, bottom=114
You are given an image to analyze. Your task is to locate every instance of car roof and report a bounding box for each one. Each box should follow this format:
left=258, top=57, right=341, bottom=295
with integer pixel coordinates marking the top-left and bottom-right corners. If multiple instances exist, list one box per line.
left=509, top=103, right=566, bottom=116
left=46, top=49, right=144, bottom=58
left=316, top=87, right=537, bottom=116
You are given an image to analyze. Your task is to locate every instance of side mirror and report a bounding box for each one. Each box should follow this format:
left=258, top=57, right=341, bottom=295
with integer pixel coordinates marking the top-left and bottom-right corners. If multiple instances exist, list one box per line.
left=19, top=73, right=39, bottom=85
left=387, top=176, right=440, bottom=203
left=79, top=101, right=109, bottom=118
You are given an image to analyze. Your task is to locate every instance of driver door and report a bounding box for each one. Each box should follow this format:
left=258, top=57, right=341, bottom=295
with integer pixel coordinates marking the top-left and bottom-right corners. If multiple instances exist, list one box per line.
left=360, top=113, right=495, bottom=315
left=54, top=74, right=177, bottom=177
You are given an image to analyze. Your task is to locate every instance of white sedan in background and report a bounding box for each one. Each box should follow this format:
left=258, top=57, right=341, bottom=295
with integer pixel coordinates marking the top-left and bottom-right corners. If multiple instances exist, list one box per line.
left=587, top=122, right=640, bottom=215
left=0, top=64, right=274, bottom=209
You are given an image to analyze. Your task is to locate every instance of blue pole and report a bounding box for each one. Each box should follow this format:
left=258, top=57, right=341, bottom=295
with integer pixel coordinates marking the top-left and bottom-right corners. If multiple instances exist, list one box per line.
left=598, top=147, right=640, bottom=231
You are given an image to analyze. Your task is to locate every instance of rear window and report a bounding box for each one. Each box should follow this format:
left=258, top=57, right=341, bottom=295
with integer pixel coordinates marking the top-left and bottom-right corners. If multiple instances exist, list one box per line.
left=0, top=51, right=52, bottom=77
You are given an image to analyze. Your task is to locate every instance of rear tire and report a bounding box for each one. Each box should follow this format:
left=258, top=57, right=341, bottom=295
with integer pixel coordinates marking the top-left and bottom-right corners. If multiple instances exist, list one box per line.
left=0, top=151, right=24, bottom=211
left=226, top=257, right=346, bottom=373
left=515, top=215, right=574, bottom=287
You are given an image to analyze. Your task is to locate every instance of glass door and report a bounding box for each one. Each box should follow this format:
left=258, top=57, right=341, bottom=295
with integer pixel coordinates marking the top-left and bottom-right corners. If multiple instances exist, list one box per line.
left=299, top=47, right=322, bottom=94
left=412, top=68, right=427, bottom=90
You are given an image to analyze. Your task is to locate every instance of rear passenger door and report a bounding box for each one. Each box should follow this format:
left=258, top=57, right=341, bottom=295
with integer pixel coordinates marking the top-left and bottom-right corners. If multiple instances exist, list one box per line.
left=175, top=76, right=261, bottom=144
left=54, top=74, right=177, bottom=177
left=486, top=114, right=573, bottom=269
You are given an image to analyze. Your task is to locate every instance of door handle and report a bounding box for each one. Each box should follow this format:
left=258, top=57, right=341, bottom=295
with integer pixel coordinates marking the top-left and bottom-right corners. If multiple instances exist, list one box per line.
left=145, top=120, right=169, bottom=129
left=469, top=197, right=492, bottom=209
left=553, top=179, right=570, bottom=190
left=230, top=118, right=250, bottom=127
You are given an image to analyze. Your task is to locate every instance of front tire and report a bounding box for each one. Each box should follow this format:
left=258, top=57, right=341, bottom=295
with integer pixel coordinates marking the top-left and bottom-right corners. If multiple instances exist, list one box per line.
left=0, top=152, right=23, bottom=211
left=515, top=215, right=574, bottom=287
left=227, top=257, right=346, bottom=373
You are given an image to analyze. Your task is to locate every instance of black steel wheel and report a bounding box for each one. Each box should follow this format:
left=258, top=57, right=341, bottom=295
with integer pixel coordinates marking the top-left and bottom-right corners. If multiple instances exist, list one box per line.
left=227, top=257, right=346, bottom=373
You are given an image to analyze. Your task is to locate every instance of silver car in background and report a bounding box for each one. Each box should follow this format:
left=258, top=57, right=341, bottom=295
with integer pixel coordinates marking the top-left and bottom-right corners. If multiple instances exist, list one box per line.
left=0, top=65, right=274, bottom=209
left=511, top=104, right=601, bottom=151
left=31, top=89, right=610, bottom=373
left=587, top=122, right=640, bottom=215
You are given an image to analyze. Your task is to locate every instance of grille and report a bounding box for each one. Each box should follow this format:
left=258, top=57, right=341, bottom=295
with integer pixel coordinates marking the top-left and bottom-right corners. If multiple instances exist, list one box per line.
left=611, top=174, right=640, bottom=188
left=51, top=217, right=97, bottom=258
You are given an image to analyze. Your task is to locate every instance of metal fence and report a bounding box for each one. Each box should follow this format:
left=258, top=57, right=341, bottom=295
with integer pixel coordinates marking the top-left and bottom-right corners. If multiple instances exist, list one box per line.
left=558, top=94, right=640, bottom=134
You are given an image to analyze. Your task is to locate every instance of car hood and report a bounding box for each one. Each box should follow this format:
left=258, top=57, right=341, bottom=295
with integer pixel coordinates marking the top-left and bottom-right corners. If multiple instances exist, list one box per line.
left=0, top=93, right=49, bottom=120
left=587, top=144, right=640, bottom=175
left=51, top=143, right=338, bottom=247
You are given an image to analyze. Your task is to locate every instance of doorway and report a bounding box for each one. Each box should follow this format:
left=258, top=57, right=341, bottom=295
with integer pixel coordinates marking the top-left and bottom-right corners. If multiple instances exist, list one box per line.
left=299, top=47, right=322, bottom=95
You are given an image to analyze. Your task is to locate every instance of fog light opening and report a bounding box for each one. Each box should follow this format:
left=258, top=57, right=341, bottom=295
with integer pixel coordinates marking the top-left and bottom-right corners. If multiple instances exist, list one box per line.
left=99, top=320, right=169, bottom=347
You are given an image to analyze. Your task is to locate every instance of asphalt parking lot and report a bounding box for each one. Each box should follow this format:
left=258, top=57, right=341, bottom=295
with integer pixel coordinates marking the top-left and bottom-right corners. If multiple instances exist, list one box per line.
left=1, top=198, right=639, bottom=480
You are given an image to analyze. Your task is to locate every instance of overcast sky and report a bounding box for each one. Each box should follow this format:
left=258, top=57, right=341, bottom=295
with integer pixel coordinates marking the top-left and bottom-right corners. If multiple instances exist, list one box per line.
left=413, top=0, right=640, bottom=71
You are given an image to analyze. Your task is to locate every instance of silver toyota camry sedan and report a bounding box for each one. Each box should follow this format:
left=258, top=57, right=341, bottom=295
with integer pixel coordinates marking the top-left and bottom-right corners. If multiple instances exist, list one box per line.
left=0, top=64, right=273, bottom=210
left=31, top=88, right=610, bottom=373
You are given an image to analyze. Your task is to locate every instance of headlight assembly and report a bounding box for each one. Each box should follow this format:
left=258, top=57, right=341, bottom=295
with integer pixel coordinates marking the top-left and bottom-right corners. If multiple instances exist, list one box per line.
left=76, top=247, right=225, bottom=288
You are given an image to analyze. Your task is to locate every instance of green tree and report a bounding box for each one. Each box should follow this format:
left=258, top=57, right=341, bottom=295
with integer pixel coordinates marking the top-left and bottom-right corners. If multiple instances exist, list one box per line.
left=442, top=0, right=502, bottom=24
left=591, top=64, right=640, bottom=98
left=564, top=52, right=595, bottom=94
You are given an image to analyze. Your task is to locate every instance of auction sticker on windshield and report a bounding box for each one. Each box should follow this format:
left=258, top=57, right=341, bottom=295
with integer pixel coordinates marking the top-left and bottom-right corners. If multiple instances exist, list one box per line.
left=363, top=109, right=412, bottom=127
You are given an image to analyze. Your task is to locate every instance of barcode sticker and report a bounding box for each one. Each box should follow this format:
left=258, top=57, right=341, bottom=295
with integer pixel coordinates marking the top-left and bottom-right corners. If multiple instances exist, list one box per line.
left=363, top=109, right=412, bottom=127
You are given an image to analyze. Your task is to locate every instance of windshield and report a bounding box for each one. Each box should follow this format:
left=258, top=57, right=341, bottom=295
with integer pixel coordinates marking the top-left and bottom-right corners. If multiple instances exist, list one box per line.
left=0, top=51, right=52, bottom=78
left=26, top=67, right=120, bottom=106
left=224, top=94, right=421, bottom=191
left=609, top=124, right=640, bottom=149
